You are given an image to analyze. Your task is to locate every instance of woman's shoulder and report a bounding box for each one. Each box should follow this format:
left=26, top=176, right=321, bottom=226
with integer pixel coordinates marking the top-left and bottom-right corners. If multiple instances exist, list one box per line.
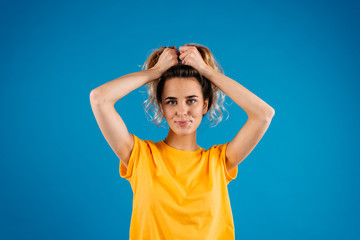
left=205, top=142, right=229, bottom=152
left=131, top=134, right=156, bottom=147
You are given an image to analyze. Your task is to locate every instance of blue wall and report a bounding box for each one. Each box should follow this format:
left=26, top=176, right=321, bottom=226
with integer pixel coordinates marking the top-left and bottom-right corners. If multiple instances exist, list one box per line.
left=1, top=0, right=359, bottom=239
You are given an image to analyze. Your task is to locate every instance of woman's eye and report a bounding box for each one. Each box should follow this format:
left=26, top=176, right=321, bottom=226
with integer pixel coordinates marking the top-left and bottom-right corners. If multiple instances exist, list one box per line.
left=188, top=99, right=196, bottom=104
left=167, top=101, right=176, bottom=105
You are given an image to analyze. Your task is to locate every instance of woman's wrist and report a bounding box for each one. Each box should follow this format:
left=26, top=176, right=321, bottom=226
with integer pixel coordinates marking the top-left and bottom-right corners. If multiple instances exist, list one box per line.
left=200, top=64, right=217, bottom=80
left=146, top=67, right=164, bottom=81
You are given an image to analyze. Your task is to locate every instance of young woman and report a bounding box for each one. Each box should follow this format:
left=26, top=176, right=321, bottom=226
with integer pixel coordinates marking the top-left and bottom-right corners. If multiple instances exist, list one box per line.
left=90, top=43, right=275, bottom=239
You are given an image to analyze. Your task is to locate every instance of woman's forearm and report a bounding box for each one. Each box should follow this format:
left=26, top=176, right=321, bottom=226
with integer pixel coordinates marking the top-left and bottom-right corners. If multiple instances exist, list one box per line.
left=91, top=68, right=162, bottom=105
left=201, top=66, right=275, bottom=120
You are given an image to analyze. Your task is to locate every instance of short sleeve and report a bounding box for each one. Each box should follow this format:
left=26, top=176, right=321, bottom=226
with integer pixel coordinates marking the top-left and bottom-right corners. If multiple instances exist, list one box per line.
left=218, top=142, right=238, bottom=185
left=119, top=134, right=147, bottom=183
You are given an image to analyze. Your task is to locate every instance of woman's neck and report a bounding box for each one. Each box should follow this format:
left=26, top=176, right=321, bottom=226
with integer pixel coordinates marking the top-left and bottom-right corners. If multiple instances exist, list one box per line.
left=164, top=131, right=200, bottom=151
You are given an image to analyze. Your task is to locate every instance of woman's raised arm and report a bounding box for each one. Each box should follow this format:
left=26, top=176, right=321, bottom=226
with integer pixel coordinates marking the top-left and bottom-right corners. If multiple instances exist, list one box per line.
left=89, top=47, right=179, bottom=167
left=89, top=68, right=162, bottom=167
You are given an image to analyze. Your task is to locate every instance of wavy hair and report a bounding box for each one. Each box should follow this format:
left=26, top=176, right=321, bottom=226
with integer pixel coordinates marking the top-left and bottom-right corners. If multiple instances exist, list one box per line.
left=140, top=43, right=229, bottom=128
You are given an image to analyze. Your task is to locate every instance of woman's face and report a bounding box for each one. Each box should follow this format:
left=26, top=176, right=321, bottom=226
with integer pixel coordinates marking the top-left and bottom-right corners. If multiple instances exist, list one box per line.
left=159, top=77, right=209, bottom=136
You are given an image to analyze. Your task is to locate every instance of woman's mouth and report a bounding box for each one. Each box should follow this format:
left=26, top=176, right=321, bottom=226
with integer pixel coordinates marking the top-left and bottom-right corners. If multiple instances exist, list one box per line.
left=176, top=121, right=190, bottom=126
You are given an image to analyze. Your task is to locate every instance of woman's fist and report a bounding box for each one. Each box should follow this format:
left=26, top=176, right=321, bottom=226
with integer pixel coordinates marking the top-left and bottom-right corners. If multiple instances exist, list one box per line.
left=152, top=47, right=179, bottom=74
left=179, top=45, right=209, bottom=76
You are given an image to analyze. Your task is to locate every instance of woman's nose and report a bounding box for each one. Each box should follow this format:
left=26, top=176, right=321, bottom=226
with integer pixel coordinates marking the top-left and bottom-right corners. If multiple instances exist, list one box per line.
left=176, top=102, right=188, bottom=115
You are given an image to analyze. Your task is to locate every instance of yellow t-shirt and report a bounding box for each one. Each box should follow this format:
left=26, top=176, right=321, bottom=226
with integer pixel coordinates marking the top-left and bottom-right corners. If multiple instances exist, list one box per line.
left=119, top=134, right=238, bottom=240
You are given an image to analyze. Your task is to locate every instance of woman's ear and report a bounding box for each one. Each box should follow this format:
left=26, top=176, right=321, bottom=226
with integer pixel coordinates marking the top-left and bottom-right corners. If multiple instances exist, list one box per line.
left=159, top=102, right=164, bottom=117
left=203, top=99, right=209, bottom=115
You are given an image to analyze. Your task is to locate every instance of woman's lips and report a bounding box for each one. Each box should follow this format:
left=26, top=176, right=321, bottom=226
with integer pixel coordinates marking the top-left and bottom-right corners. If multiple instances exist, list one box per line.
left=176, top=121, right=190, bottom=126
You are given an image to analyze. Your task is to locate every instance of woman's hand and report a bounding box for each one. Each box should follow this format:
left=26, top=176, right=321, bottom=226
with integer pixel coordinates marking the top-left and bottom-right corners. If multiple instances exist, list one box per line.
left=179, top=44, right=211, bottom=76
left=151, top=47, right=180, bottom=75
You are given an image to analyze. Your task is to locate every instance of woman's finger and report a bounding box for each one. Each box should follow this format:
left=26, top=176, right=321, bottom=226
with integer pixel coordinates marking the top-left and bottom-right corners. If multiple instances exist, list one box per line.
left=179, top=44, right=196, bottom=54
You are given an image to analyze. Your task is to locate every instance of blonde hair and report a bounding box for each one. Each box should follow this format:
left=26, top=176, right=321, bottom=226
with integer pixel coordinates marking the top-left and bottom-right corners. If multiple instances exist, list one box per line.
left=140, top=43, right=229, bottom=128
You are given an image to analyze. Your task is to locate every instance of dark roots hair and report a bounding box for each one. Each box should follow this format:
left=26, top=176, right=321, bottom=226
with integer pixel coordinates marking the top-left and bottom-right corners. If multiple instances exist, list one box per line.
left=141, top=43, right=229, bottom=128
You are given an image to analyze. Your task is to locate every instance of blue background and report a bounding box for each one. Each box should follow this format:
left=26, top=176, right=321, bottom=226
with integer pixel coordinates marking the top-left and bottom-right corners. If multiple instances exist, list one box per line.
left=1, top=0, right=359, bottom=239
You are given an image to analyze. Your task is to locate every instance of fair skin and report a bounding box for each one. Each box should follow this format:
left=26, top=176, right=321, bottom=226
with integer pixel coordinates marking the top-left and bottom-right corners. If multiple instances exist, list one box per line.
left=159, top=77, right=209, bottom=151
left=90, top=44, right=274, bottom=173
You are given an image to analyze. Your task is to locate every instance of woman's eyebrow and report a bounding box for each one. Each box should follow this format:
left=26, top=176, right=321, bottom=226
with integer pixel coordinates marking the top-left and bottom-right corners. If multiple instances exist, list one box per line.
left=164, top=95, right=199, bottom=100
